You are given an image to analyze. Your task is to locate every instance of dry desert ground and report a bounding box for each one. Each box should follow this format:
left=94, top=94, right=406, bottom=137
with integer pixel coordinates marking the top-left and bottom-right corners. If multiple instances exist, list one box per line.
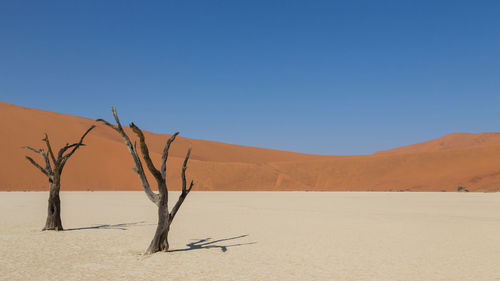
left=0, top=191, right=499, bottom=280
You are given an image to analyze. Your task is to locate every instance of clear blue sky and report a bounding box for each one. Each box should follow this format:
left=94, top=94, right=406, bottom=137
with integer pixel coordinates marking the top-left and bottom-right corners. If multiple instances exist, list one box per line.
left=1, top=1, right=499, bottom=155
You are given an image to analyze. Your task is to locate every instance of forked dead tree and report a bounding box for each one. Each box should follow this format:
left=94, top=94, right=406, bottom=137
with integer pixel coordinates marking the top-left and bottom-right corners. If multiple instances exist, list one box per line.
left=23, top=126, right=95, bottom=231
left=97, top=108, right=194, bottom=254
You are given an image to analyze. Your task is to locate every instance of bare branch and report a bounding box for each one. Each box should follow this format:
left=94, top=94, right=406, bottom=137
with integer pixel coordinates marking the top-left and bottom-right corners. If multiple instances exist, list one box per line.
left=160, top=132, right=179, bottom=180
left=130, top=122, right=162, bottom=181
left=23, top=146, right=42, bottom=154
left=95, top=118, right=117, bottom=130
left=169, top=181, right=194, bottom=225
left=188, top=180, right=194, bottom=193
left=111, top=107, right=124, bottom=131
left=95, top=107, right=123, bottom=132
left=57, top=143, right=82, bottom=160
left=58, top=125, right=95, bottom=171
left=64, top=125, right=95, bottom=158
left=97, top=109, right=159, bottom=205
left=25, top=156, right=49, bottom=176
left=97, top=108, right=128, bottom=140
left=42, top=134, right=57, bottom=165
left=23, top=146, right=52, bottom=174
left=181, top=146, right=192, bottom=192
left=169, top=147, right=193, bottom=224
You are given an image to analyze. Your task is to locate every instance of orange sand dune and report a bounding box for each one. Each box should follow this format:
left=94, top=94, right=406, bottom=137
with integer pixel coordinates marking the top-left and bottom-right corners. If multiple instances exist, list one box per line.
left=376, top=132, right=500, bottom=155
left=1, top=101, right=499, bottom=192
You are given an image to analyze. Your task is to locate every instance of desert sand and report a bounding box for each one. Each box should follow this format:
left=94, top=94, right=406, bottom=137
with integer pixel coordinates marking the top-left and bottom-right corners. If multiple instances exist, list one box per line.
left=2, top=101, right=500, bottom=192
left=0, top=191, right=498, bottom=280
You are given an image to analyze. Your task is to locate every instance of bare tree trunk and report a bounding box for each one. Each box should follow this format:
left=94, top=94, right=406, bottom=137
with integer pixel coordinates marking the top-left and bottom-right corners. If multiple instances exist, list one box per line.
left=24, top=126, right=95, bottom=232
left=43, top=180, right=63, bottom=231
left=146, top=193, right=170, bottom=253
left=98, top=108, right=194, bottom=254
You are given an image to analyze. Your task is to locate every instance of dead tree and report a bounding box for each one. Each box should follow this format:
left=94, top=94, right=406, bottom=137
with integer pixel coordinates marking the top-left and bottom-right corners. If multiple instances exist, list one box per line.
left=97, top=108, right=194, bottom=254
left=23, top=126, right=95, bottom=231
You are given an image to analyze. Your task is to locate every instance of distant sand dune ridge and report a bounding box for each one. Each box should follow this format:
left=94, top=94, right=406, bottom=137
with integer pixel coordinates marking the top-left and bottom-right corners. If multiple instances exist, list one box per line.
left=1, top=101, right=500, bottom=192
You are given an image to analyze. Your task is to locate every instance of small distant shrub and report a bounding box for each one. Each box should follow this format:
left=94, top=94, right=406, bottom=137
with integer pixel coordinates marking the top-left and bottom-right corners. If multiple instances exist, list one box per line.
left=457, top=186, right=469, bottom=192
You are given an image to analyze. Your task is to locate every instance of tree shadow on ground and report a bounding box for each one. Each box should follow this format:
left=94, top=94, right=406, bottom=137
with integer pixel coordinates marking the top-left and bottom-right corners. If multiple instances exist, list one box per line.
left=65, top=221, right=147, bottom=231
left=169, top=234, right=256, bottom=253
